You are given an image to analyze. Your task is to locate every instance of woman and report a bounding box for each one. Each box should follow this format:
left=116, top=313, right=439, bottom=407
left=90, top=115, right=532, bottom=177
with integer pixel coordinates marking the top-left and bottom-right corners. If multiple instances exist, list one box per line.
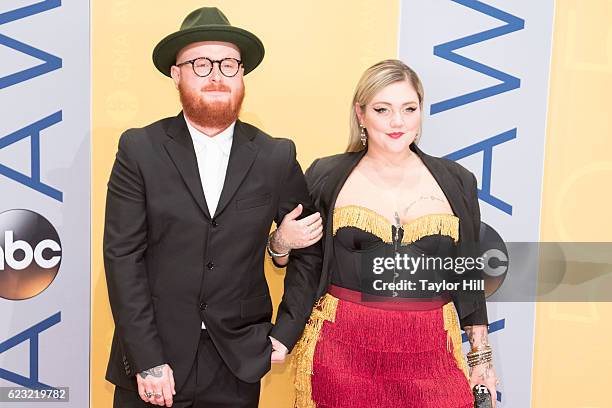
left=269, top=59, right=498, bottom=407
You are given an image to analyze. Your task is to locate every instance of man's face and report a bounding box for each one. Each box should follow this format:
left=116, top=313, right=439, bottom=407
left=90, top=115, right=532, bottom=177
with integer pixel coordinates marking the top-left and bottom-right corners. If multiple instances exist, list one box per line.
left=170, top=41, right=245, bottom=130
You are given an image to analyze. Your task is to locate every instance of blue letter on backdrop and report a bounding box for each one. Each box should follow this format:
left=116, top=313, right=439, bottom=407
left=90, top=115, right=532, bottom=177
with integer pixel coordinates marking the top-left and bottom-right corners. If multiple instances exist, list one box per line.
left=0, top=312, right=61, bottom=389
left=0, top=0, right=62, bottom=90
left=0, top=112, right=64, bottom=202
left=431, top=0, right=524, bottom=114
left=444, top=129, right=516, bottom=215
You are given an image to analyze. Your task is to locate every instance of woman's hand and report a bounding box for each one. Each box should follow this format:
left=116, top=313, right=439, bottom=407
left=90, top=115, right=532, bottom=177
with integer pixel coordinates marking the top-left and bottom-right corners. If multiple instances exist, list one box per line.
left=464, top=325, right=498, bottom=407
left=469, top=361, right=498, bottom=408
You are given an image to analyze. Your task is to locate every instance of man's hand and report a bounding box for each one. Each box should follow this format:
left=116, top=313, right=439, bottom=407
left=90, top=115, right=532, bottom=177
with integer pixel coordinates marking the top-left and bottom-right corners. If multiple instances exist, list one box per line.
left=274, top=204, right=323, bottom=252
left=269, top=336, right=288, bottom=364
left=136, top=363, right=176, bottom=407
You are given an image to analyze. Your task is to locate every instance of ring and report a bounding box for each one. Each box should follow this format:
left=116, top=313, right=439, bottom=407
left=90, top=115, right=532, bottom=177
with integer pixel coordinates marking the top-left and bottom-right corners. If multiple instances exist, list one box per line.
left=145, top=391, right=153, bottom=398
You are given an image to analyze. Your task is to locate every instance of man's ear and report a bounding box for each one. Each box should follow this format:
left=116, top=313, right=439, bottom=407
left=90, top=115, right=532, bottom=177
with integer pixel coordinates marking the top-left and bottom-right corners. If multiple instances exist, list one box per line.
left=170, top=65, right=181, bottom=90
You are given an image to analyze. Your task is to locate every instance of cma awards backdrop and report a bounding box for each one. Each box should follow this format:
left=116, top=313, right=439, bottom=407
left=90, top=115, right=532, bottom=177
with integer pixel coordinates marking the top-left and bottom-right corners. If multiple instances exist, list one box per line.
left=1, top=0, right=610, bottom=407
left=0, top=0, right=90, bottom=407
left=399, top=1, right=555, bottom=406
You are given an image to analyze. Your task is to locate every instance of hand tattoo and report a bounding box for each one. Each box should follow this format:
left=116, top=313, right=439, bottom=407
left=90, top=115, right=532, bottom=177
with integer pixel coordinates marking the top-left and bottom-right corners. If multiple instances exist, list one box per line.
left=271, top=229, right=291, bottom=253
left=139, top=364, right=165, bottom=379
left=470, top=361, right=493, bottom=380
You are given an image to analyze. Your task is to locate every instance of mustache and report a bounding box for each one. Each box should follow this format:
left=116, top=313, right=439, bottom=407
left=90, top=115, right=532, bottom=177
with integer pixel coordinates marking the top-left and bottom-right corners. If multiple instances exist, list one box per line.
left=201, top=85, right=231, bottom=92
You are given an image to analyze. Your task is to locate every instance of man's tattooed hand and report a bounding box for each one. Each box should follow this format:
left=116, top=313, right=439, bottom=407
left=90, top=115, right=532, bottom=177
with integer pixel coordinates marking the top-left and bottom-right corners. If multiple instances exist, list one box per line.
left=139, top=364, right=166, bottom=379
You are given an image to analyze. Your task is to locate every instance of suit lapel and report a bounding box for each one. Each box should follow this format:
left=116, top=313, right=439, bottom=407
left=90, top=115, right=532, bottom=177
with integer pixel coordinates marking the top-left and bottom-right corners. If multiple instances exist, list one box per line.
left=319, top=151, right=365, bottom=281
left=214, top=120, right=259, bottom=217
left=163, top=113, right=211, bottom=219
left=412, top=144, right=473, bottom=242
left=321, top=151, right=366, bottom=234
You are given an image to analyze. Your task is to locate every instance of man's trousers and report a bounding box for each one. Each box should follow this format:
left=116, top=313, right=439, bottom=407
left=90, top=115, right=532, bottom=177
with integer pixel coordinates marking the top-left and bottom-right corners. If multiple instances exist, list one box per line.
left=113, top=329, right=260, bottom=407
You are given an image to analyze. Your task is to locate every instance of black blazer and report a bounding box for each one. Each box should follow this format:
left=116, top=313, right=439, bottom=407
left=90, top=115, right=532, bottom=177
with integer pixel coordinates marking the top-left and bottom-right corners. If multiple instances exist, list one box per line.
left=103, top=113, right=322, bottom=391
left=304, top=143, right=488, bottom=327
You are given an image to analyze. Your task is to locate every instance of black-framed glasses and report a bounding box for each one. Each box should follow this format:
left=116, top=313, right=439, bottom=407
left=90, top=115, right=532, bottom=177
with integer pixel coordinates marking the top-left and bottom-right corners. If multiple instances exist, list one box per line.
left=175, top=57, right=242, bottom=78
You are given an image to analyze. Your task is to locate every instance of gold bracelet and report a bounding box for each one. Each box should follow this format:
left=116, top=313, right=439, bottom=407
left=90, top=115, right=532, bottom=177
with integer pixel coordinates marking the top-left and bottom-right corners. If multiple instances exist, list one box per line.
left=469, top=344, right=492, bottom=353
left=467, top=352, right=493, bottom=363
left=467, top=349, right=492, bottom=357
left=467, top=352, right=492, bottom=362
left=468, top=356, right=493, bottom=367
left=467, top=348, right=492, bottom=359
left=467, top=356, right=492, bottom=364
left=468, top=355, right=492, bottom=363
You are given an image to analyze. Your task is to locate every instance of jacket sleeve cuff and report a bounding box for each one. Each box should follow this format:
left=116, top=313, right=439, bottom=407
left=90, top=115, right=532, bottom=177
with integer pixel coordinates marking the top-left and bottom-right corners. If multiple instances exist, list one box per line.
left=459, top=304, right=489, bottom=329
left=270, top=317, right=308, bottom=353
left=271, top=255, right=288, bottom=269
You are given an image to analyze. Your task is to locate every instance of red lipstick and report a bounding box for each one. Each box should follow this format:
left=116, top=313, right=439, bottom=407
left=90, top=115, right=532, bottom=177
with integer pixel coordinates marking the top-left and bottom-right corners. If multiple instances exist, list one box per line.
left=386, top=132, right=404, bottom=139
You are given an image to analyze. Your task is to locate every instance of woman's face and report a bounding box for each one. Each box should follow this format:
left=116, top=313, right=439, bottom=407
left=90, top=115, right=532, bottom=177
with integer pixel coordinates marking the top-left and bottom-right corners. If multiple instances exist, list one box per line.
left=356, top=80, right=421, bottom=154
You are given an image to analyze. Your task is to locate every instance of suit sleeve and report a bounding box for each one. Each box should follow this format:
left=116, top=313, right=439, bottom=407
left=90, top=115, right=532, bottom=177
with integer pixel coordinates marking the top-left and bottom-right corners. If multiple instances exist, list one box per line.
left=459, top=172, right=489, bottom=328
left=103, top=132, right=165, bottom=374
left=270, top=157, right=323, bottom=270
left=269, top=141, right=323, bottom=351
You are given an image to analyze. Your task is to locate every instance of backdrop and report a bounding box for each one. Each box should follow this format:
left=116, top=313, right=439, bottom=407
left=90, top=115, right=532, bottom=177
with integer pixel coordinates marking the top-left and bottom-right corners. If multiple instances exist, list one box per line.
left=0, top=0, right=603, bottom=407
left=0, top=1, right=89, bottom=407
left=399, top=1, right=555, bottom=405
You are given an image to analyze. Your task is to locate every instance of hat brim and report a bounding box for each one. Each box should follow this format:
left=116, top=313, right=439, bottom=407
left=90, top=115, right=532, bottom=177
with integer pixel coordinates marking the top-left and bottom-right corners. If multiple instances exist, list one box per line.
left=152, top=25, right=264, bottom=77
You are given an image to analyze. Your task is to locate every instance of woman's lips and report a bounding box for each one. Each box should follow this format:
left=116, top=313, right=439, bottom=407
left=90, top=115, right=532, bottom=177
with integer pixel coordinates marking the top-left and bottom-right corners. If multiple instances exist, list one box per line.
left=386, top=132, right=404, bottom=139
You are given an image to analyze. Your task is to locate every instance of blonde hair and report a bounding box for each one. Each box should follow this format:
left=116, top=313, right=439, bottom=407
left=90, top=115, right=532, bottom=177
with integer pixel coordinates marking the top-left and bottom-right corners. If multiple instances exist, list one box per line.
left=347, top=59, right=424, bottom=152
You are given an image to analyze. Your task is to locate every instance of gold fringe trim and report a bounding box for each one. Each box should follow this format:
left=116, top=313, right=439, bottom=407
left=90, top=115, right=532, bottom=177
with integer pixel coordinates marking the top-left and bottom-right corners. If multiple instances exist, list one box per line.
left=443, top=302, right=469, bottom=378
left=293, top=294, right=339, bottom=408
left=333, top=205, right=393, bottom=242
left=403, top=213, right=459, bottom=244
left=333, top=205, right=459, bottom=244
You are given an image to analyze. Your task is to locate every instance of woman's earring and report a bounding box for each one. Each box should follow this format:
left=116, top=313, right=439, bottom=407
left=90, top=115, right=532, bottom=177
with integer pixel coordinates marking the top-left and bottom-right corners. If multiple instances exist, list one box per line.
left=360, top=125, right=367, bottom=146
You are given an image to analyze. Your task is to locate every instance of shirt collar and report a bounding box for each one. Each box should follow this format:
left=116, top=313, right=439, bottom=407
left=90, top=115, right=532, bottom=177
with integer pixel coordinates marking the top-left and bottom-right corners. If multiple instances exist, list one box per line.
left=185, top=118, right=235, bottom=156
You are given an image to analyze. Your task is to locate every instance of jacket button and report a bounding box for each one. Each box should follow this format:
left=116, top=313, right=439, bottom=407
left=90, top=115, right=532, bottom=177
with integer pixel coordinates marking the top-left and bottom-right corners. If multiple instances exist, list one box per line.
left=211, top=220, right=218, bottom=228
left=199, top=302, right=207, bottom=310
left=206, top=261, right=214, bottom=270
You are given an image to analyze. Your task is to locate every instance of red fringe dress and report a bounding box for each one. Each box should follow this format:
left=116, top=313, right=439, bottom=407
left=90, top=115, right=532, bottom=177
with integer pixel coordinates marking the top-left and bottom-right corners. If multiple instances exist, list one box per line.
left=293, top=206, right=473, bottom=408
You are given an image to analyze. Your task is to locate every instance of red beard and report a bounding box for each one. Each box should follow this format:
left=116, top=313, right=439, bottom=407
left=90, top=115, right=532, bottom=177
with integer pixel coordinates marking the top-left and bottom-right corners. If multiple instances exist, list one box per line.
left=179, top=82, right=245, bottom=130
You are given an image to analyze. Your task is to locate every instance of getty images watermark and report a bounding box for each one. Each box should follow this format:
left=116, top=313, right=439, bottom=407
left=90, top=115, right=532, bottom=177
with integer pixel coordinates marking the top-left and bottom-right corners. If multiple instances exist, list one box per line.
left=371, top=252, right=487, bottom=293
left=358, top=222, right=510, bottom=300
left=359, top=221, right=612, bottom=302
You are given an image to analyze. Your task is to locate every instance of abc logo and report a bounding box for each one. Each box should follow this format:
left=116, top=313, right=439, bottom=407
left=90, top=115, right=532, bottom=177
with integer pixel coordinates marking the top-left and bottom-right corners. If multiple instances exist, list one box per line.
left=0, top=209, right=62, bottom=300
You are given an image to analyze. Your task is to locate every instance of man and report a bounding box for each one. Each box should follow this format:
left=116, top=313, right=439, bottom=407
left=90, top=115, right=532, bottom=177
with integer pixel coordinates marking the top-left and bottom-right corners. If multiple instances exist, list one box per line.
left=104, top=7, right=322, bottom=407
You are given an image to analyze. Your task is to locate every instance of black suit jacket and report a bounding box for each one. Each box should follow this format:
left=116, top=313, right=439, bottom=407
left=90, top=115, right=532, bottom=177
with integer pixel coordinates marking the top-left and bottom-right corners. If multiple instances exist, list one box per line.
left=103, top=113, right=322, bottom=391
left=303, top=143, right=488, bottom=327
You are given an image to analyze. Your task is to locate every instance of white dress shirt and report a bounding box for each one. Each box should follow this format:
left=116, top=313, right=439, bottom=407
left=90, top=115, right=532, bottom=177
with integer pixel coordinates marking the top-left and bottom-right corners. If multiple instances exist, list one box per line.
left=185, top=119, right=235, bottom=329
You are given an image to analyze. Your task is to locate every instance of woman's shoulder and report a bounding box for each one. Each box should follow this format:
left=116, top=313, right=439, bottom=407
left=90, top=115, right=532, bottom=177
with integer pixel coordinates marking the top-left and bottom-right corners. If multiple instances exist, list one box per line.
left=303, top=151, right=362, bottom=205
left=418, top=147, right=476, bottom=187
left=305, top=151, right=361, bottom=181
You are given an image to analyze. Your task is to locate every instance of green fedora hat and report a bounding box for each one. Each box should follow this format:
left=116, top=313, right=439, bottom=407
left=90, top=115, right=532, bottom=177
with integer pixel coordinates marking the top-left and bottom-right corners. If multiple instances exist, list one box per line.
left=153, top=7, right=265, bottom=77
